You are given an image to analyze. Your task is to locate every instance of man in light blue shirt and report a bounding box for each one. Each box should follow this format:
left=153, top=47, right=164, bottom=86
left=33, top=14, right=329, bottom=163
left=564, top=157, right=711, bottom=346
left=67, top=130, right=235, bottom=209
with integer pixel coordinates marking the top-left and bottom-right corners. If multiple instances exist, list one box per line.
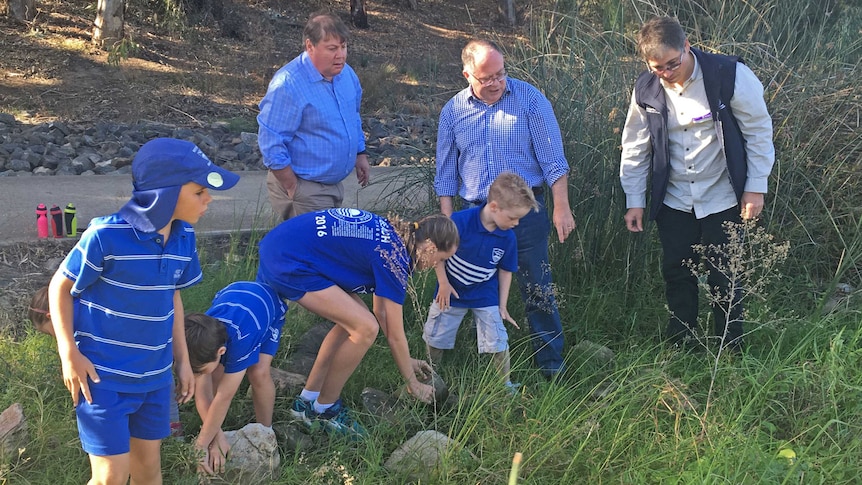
left=258, top=12, right=370, bottom=220
left=435, top=39, right=576, bottom=379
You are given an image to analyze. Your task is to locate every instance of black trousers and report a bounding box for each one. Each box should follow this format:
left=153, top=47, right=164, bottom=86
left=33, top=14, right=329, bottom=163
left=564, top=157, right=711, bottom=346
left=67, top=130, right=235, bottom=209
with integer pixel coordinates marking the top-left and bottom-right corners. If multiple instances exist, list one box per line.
left=655, top=205, right=743, bottom=346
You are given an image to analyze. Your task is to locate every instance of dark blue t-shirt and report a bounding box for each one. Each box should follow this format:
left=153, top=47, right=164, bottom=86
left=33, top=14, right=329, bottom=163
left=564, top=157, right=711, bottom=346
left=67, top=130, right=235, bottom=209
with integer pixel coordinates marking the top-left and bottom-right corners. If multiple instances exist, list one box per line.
left=441, top=206, right=517, bottom=308
left=257, top=208, right=411, bottom=304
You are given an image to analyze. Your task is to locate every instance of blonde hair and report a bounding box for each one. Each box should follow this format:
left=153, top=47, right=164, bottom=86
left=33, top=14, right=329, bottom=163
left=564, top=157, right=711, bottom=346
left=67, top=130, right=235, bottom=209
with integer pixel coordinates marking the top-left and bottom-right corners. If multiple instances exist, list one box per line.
left=487, top=172, right=539, bottom=212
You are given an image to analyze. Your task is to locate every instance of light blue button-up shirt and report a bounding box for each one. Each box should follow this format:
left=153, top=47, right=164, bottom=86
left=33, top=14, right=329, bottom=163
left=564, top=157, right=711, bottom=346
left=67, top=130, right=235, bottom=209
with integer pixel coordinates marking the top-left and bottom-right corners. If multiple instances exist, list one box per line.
left=435, top=78, right=569, bottom=202
left=257, top=52, right=366, bottom=184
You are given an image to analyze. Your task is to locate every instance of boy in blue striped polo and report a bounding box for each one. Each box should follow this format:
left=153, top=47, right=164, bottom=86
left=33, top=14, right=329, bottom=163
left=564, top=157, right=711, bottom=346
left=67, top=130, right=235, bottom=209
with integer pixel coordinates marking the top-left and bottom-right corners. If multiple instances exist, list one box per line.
left=47, top=138, right=238, bottom=484
left=184, top=280, right=287, bottom=476
left=424, top=172, right=538, bottom=392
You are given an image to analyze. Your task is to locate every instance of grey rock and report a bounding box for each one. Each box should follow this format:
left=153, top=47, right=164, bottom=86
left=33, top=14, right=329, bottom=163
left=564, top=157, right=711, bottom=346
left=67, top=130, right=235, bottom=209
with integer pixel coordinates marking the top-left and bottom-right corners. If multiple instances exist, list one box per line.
left=222, top=423, right=280, bottom=480
left=384, top=430, right=466, bottom=478
left=6, top=159, right=31, bottom=172
left=0, top=403, right=28, bottom=463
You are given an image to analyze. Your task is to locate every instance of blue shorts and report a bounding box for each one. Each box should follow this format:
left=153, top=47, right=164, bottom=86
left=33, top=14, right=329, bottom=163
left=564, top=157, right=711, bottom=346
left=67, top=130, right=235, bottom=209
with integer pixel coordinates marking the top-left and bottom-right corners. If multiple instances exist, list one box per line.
left=423, top=302, right=509, bottom=354
left=76, top=384, right=171, bottom=456
left=260, top=317, right=285, bottom=356
left=265, top=274, right=336, bottom=301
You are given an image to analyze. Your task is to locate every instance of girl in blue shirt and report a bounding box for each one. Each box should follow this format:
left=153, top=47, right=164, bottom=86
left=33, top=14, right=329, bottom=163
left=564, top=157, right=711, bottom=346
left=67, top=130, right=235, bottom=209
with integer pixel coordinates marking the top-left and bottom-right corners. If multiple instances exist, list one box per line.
left=257, top=208, right=458, bottom=438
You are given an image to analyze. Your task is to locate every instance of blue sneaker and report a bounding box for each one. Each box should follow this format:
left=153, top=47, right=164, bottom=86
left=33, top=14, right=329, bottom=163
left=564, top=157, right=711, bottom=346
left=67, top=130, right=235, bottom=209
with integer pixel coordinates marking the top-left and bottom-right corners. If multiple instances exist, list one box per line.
left=311, top=398, right=368, bottom=440
left=504, top=381, right=522, bottom=396
left=291, top=396, right=313, bottom=426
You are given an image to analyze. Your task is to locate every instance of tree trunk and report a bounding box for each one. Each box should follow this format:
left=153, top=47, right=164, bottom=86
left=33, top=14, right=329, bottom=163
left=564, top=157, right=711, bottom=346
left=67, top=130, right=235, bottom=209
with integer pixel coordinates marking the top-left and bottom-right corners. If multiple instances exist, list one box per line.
left=92, top=0, right=124, bottom=48
left=499, top=0, right=515, bottom=26
left=7, top=0, right=36, bottom=22
left=350, top=0, right=368, bottom=29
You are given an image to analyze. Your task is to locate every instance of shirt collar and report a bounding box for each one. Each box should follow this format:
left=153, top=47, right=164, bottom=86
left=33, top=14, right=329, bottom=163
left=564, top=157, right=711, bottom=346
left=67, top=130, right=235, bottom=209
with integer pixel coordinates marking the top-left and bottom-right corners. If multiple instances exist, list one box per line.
left=299, top=51, right=330, bottom=83
left=467, top=82, right=513, bottom=106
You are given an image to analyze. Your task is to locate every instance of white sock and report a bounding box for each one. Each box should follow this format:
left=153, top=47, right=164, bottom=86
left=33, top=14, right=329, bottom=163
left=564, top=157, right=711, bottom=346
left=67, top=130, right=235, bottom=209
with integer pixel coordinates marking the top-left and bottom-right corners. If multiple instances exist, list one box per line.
left=300, top=389, right=320, bottom=402
left=313, top=400, right=335, bottom=414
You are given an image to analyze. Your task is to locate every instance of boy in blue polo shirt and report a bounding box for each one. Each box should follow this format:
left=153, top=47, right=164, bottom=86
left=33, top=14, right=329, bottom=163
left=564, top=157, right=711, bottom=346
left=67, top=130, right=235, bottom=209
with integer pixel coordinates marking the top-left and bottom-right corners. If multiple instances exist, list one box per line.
left=48, top=138, right=238, bottom=484
left=424, top=172, right=538, bottom=392
left=184, top=280, right=287, bottom=475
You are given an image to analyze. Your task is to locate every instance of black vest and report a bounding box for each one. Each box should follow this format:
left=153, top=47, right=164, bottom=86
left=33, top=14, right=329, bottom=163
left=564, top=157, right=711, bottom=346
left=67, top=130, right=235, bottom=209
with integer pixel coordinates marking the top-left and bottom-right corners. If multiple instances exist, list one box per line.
left=634, top=47, right=747, bottom=220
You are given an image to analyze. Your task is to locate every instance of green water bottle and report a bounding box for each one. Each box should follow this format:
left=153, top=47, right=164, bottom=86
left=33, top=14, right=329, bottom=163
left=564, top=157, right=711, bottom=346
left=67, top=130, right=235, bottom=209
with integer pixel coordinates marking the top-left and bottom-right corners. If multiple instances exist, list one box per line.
left=64, top=203, right=77, bottom=238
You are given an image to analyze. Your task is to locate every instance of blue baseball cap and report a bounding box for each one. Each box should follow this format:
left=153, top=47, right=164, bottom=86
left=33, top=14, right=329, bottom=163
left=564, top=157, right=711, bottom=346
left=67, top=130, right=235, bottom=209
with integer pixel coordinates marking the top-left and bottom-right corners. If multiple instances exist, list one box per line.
left=119, top=138, right=239, bottom=232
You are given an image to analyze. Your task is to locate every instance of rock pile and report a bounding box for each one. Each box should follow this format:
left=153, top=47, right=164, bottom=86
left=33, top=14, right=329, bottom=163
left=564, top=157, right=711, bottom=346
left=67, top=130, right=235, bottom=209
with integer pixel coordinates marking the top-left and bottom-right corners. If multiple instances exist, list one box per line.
left=0, top=113, right=437, bottom=177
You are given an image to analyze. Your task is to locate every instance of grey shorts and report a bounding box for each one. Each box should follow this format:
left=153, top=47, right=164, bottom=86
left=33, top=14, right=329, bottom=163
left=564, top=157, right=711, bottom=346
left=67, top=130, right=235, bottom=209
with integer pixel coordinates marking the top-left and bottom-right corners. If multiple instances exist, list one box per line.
left=423, top=301, right=509, bottom=354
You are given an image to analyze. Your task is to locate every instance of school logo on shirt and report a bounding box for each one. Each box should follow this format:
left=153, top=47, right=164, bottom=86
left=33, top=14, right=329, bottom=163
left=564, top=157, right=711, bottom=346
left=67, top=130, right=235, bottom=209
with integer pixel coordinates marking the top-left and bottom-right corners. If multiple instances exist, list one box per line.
left=490, top=248, right=505, bottom=265
left=327, top=208, right=373, bottom=224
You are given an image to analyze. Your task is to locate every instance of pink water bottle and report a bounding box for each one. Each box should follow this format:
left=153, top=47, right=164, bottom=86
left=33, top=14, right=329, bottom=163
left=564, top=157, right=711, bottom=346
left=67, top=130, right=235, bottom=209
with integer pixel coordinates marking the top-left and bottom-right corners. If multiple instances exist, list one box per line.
left=36, top=204, right=49, bottom=238
left=49, top=205, right=64, bottom=238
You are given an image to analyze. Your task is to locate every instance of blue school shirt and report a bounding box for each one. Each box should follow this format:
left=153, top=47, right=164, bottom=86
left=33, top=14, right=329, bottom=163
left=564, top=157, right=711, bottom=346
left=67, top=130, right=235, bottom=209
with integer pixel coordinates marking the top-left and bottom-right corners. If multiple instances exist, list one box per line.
left=257, top=208, right=410, bottom=305
left=60, top=214, right=202, bottom=392
left=205, top=281, right=287, bottom=374
left=442, top=206, right=518, bottom=308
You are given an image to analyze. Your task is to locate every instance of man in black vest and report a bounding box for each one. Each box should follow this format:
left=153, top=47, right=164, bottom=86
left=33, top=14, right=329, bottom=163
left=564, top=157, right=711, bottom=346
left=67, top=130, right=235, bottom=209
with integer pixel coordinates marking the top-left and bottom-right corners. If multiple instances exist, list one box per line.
left=619, top=16, right=775, bottom=351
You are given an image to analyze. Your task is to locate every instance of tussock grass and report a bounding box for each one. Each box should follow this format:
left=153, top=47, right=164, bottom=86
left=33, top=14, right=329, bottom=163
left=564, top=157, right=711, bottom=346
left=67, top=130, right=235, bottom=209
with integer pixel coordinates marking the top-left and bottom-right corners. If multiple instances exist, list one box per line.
left=3, top=1, right=862, bottom=483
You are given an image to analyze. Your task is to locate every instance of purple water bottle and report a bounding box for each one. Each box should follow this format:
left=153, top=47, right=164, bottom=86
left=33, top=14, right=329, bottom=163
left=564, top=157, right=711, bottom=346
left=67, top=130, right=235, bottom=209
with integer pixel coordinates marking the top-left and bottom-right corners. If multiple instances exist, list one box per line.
left=50, top=205, right=64, bottom=238
left=36, top=204, right=49, bottom=238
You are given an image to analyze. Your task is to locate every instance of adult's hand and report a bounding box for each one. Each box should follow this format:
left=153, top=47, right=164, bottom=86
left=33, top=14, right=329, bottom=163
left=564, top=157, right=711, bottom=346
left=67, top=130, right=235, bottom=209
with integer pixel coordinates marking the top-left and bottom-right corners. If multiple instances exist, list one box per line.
left=740, top=192, right=764, bottom=220
left=624, top=208, right=644, bottom=232
left=271, top=166, right=298, bottom=197
left=355, top=154, right=370, bottom=187
left=553, top=204, right=576, bottom=243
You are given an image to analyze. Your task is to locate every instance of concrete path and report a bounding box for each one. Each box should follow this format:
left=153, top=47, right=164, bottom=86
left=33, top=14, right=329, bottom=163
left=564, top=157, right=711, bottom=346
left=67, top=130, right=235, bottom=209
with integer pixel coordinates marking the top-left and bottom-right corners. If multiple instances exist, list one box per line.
left=0, top=166, right=436, bottom=245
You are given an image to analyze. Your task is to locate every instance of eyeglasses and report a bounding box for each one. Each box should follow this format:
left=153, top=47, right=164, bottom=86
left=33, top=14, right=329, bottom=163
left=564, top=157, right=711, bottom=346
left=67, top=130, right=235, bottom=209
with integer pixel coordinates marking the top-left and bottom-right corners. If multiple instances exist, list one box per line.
left=648, top=51, right=685, bottom=74
left=469, top=69, right=507, bottom=87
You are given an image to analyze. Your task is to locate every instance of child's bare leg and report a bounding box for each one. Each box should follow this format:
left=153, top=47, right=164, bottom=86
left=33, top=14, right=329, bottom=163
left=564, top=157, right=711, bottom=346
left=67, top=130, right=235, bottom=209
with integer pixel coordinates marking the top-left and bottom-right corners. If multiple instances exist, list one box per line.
left=492, top=348, right=511, bottom=383
left=128, top=438, right=162, bottom=485
left=88, top=452, right=130, bottom=485
left=247, top=355, right=275, bottom=426
left=426, top=345, right=444, bottom=367
left=298, top=287, right=379, bottom=404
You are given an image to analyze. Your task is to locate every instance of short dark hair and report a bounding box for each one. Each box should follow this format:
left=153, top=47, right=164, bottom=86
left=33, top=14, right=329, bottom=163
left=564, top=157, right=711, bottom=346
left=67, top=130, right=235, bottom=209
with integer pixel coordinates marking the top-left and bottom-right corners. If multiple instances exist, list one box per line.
left=637, top=16, right=687, bottom=61
left=461, top=39, right=503, bottom=72
left=184, top=313, right=228, bottom=373
left=304, top=10, right=351, bottom=46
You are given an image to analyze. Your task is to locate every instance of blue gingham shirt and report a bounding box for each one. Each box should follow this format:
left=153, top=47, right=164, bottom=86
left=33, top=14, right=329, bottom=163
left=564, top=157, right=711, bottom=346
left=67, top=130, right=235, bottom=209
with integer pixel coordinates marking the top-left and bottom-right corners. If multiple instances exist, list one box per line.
left=435, top=77, right=569, bottom=202
left=257, top=52, right=366, bottom=184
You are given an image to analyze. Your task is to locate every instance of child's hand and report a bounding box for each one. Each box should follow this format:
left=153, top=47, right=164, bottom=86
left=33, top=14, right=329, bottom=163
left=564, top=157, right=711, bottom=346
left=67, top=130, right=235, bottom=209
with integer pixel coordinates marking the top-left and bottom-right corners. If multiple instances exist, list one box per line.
left=411, top=358, right=432, bottom=381
left=500, top=308, right=520, bottom=330
left=435, top=284, right=459, bottom=310
left=175, top=362, right=195, bottom=404
left=207, top=431, right=230, bottom=475
left=406, top=380, right=434, bottom=403
left=60, top=350, right=99, bottom=405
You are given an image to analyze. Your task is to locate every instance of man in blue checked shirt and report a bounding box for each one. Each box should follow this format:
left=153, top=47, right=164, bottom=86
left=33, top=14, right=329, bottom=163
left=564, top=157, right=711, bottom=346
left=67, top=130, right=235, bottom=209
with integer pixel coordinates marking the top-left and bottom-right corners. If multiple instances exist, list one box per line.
left=434, top=39, right=576, bottom=379
left=257, top=11, right=370, bottom=220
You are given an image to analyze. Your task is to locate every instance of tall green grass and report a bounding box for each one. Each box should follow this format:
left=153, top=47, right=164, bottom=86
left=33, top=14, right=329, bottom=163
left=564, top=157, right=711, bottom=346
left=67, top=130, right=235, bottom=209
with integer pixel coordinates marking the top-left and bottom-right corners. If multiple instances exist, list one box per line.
left=3, top=1, right=862, bottom=483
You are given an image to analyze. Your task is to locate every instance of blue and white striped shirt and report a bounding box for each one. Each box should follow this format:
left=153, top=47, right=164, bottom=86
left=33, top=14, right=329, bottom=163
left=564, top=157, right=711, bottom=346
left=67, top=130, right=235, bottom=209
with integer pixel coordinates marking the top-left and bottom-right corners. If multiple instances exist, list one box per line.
left=206, top=281, right=287, bottom=374
left=61, top=214, right=203, bottom=392
left=435, top=77, right=569, bottom=202
left=257, top=51, right=366, bottom=184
